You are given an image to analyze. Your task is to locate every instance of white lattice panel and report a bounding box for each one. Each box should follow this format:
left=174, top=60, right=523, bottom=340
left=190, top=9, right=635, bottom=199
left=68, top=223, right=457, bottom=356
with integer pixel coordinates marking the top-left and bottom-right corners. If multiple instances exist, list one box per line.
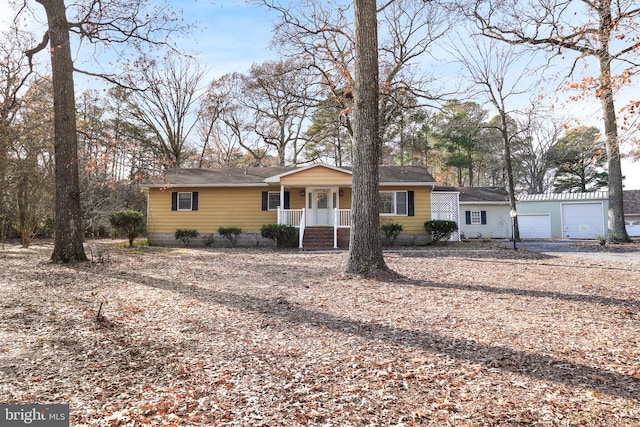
left=431, top=191, right=460, bottom=241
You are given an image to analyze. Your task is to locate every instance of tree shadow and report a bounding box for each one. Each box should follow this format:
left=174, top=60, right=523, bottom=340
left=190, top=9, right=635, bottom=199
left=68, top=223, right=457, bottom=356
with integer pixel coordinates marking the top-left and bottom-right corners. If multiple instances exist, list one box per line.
left=393, top=251, right=639, bottom=272
left=75, top=266, right=640, bottom=400
left=391, top=276, right=639, bottom=308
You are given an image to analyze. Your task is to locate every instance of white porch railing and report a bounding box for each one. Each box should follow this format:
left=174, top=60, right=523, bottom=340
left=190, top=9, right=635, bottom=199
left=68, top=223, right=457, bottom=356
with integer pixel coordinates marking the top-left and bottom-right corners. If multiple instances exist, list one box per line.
left=334, top=208, right=351, bottom=228
left=277, top=207, right=352, bottom=249
left=277, top=208, right=306, bottom=249
left=333, top=208, right=351, bottom=249
left=277, top=208, right=304, bottom=227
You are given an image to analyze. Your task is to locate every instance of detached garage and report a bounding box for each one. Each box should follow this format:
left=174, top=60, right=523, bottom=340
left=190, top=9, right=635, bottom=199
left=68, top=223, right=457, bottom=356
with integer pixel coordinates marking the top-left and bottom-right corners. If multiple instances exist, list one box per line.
left=517, top=192, right=608, bottom=239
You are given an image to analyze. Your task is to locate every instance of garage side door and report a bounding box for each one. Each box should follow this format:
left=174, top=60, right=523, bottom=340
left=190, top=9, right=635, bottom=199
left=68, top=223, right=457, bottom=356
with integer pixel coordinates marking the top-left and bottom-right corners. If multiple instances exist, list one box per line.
left=561, top=203, right=603, bottom=239
left=518, top=214, right=551, bottom=238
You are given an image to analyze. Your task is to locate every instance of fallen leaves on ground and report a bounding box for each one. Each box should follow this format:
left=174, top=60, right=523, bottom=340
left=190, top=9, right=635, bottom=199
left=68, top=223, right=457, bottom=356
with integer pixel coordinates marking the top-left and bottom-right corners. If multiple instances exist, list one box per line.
left=1, top=240, right=639, bottom=426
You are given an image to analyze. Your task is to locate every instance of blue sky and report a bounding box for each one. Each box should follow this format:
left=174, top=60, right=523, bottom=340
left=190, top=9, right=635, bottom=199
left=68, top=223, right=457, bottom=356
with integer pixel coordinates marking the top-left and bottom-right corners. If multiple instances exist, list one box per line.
left=1, top=0, right=638, bottom=189
left=178, top=1, right=279, bottom=78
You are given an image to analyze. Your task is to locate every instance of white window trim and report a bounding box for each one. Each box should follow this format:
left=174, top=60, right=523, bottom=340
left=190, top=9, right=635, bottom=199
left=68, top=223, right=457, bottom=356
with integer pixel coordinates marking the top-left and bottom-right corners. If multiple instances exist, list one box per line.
left=380, top=191, right=408, bottom=216
left=267, top=191, right=281, bottom=211
left=470, top=210, right=482, bottom=225
left=177, top=192, right=193, bottom=211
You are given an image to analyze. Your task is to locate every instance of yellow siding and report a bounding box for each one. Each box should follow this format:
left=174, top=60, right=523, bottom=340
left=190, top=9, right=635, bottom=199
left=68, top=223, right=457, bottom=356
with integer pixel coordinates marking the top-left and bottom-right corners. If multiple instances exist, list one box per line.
left=280, top=166, right=352, bottom=186
left=147, top=187, right=279, bottom=234
left=379, top=186, right=432, bottom=234
left=146, top=185, right=432, bottom=236
left=339, top=188, right=352, bottom=209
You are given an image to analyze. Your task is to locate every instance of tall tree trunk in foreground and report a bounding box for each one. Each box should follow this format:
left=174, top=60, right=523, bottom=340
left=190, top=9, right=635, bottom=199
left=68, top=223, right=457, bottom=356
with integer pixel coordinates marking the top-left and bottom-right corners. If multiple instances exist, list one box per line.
left=346, top=0, right=387, bottom=274
left=39, top=0, right=87, bottom=262
left=598, top=51, right=627, bottom=241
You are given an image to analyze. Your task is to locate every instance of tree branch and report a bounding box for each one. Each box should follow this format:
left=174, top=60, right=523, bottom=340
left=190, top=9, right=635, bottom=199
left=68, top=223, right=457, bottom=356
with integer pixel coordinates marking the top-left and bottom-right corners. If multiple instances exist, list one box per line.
left=24, top=31, right=49, bottom=72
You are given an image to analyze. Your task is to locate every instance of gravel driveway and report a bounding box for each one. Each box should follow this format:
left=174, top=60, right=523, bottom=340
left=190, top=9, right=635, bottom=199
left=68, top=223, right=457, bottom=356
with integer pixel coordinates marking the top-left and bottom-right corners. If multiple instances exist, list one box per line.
left=513, top=239, right=640, bottom=263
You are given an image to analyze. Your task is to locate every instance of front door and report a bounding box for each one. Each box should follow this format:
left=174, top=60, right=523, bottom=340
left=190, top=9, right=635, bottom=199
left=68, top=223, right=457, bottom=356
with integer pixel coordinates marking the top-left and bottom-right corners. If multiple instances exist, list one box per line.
left=313, top=188, right=331, bottom=226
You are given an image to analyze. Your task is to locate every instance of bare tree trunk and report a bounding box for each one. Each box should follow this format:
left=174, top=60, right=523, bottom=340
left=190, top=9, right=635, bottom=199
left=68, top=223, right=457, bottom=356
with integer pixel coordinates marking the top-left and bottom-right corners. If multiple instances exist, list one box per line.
left=599, top=58, right=629, bottom=241
left=39, top=0, right=87, bottom=262
left=346, top=0, right=388, bottom=274
left=500, top=112, right=519, bottom=240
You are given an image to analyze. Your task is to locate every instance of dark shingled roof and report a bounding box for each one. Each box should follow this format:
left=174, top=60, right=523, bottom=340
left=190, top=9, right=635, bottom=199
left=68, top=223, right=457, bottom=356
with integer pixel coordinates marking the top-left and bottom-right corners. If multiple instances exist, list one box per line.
left=144, top=165, right=436, bottom=187
left=625, top=190, right=640, bottom=215
left=434, top=186, right=510, bottom=203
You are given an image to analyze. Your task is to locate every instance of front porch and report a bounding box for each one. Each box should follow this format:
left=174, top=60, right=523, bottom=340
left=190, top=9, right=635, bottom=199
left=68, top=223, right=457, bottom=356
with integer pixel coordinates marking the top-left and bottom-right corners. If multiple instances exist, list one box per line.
left=277, top=207, right=351, bottom=249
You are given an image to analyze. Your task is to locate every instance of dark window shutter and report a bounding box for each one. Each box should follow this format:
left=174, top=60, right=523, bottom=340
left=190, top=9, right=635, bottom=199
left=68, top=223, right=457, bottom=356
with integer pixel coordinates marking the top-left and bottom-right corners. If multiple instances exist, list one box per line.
left=481, top=210, right=487, bottom=225
left=171, top=192, right=177, bottom=211
left=407, top=191, right=414, bottom=216
left=262, top=191, right=268, bottom=211
left=465, top=210, right=471, bottom=225
left=192, top=192, right=198, bottom=211
left=284, top=191, right=290, bottom=209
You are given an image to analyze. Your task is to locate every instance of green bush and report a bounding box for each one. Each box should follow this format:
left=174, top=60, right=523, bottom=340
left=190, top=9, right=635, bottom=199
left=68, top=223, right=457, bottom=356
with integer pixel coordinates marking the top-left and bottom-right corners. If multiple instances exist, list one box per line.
left=424, top=220, right=458, bottom=243
left=381, top=221, right=403, bottom=246
left=175, top=229, right=199, bottom=247
left=109, top=210, right=145, bottom=247
left=218, top=226, right=243, bottom=247
left=260, top=224, right=297, bottom=248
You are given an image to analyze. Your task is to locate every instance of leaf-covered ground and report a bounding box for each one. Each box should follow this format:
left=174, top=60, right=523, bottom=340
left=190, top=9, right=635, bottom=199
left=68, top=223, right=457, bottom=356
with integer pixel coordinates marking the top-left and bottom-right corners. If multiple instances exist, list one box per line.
left=1, top=241, right=639, bottom=426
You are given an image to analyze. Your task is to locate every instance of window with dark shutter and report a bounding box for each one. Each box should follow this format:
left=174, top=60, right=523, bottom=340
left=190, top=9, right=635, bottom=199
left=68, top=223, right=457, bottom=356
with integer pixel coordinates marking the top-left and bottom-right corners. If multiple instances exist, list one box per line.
left=262, top=192, right=268, bottom=211
left=481, top=210, right=487, bottom=225
left=465, top=210, right=471, bottom=225
left=192, top=192, right=198, bottom=211
left=171, top=192, right=178, bottom=211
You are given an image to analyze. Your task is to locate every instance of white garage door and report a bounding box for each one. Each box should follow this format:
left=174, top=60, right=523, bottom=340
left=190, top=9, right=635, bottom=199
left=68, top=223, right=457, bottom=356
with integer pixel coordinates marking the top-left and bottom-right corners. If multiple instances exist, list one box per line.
left=518, top=214, right=551, bottom=238
left=626, top=221, right=640, bottom=237
left=562, top=203, right=604, bottom=239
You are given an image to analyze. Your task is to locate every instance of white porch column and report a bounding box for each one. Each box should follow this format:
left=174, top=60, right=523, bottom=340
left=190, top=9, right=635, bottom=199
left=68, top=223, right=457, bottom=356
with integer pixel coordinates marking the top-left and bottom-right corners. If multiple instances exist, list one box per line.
left=280, top=185, right=285, bottom=209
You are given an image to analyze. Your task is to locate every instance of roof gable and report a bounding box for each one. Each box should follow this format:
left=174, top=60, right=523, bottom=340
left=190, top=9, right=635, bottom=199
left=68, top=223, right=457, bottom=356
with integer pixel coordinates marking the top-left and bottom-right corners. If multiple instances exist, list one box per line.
left=265, top=164, right=352, bottom=184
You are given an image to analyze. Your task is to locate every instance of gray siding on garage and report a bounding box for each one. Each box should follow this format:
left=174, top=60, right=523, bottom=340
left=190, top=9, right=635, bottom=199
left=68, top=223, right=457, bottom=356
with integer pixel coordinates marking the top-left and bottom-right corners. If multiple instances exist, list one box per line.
left=517, top=192, right=608, bottom=239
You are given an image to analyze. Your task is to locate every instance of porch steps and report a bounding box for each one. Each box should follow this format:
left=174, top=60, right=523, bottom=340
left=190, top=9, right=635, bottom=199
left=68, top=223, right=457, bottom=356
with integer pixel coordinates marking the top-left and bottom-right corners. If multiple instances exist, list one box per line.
left=301, top=227, right=351, bottom=251
left=302, top=227, right=336, bottom=251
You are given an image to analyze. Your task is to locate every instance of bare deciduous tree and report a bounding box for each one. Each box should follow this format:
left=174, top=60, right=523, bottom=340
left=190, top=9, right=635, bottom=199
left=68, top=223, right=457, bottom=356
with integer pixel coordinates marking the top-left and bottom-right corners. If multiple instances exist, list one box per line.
left=514, top=109, right=567, bottom=194
left=12, top=77, right=54, bottom=247
left=125, top=53, right=207, bottom=169
left=0, top=27, right=35, bottom=245
left=203, top=73, right=276, bottom=167
left=21, top=0, right=185, bottom=262
left=264, top=0, right=453, bottom=151
left=243, top=59, right=317, bottom=166
left=472, top=0, right=636, bottom=241
left=451, top=35, right=545, bottom=238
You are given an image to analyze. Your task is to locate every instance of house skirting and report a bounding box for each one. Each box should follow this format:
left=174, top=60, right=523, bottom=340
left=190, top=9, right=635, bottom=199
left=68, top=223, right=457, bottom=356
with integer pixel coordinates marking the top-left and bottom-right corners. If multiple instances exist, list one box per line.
left=147, top=231, right=431, bottom=248
left=147, top=232, right=278, bottom=248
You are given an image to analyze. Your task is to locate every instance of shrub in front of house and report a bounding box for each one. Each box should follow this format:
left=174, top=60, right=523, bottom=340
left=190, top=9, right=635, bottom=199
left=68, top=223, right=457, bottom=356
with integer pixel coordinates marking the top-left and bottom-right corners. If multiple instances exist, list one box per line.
left=218, top=226, right=243, bottom=247
left=175, top=229, right=199, bottom=247
left=260, top=224, right=297, bottom=248
left=380, top=221, right=403, bottom=246
left=109, top=210, right=145, bottom=247
left=424, top=220, right=458, bottom=243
